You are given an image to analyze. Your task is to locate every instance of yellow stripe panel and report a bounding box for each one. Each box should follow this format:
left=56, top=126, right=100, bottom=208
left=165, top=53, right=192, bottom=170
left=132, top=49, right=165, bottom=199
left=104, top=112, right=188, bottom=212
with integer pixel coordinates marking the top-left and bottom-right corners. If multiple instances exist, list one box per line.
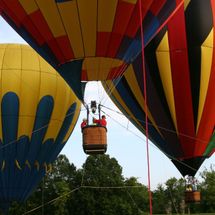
left=2, top=45, right=21, bottom=71
left=1, top=65, right=21, bottom=94
left=85, top=58, right=100, bottom=80
left=39, top=55, right=56, bottom=75
left=18, top=70, right=40, bottom=137
left=57, top=1, right=84, bottom=58
left=197, top=29, right=214, bottom=132
left=19, top=45, right=57, bottom=137
left=97, top=58, right=120, bottom=80
left=98, top=0, right=118, bottom=32
left=202, top=28, right=214, bottom=48
left=19, top=0, right=38, bottom=14
left=0, top=44, right=81, bottom=144
left=104, top=80, right=145, bottom=133
left=44, top=76, right=72, bottom=140
left=184, top=0, right=191, bottom=10
left=63, top=91, right=81, bottom=142
left=122, top=0, right=137, bottom=3
left=83, top=57, right=124, bottom=80
left=102, top=80, right=116, bottom=97
left=97, top=58, right=112, bottom=80
left=19, top=70, right=40, bottom=116
left=124, top=65, right=162, bottom=136
left=0, top=46, right=6, bottom=140
left=77, top=0, right=97, bottom=56
left=156, top=33, right=178, bottom=133
left=21, top=46, right=40, bottom=71
left=39, top=72, right=57, bottom=100
left=35, top=0, right=66, bottom=37
left=156, top=32, right=169, bottom=51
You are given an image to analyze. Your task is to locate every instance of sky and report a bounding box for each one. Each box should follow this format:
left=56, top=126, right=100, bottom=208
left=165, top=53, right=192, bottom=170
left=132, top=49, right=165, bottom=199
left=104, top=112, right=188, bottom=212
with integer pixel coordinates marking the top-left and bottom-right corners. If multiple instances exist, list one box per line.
left=0, top=16, right=214, bottom=190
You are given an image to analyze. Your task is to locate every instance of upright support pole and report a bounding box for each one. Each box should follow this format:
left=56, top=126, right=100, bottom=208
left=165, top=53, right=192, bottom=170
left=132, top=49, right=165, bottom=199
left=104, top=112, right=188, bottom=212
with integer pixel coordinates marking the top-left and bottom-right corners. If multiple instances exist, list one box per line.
left=98, top=104, right=101, bottom=120
left=86, top=105, right=89, bottom=125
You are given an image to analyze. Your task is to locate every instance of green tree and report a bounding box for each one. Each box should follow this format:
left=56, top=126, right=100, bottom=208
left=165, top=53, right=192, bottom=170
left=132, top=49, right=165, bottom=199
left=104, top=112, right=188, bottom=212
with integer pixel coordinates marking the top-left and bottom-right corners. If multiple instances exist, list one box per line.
left=165, top=177, right=185, bottom=214
left=68, top=155, right=148, bottom=215
left=9, top=154, right=150, bottom=215
left=9, top=154, right=77, bottom=215
left=199, top=165, right=215, bottom=212
left=153, top=184, right=168, bottom=214
left=124, top=177, right=149, bottom=213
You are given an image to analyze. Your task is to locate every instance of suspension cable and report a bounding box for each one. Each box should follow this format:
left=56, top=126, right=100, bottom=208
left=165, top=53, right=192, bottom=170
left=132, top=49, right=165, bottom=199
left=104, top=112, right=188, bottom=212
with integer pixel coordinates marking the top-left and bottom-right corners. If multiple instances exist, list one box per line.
left=100, top=104, right=210, bottom=145
left=100, top=109, right=197, bottom=174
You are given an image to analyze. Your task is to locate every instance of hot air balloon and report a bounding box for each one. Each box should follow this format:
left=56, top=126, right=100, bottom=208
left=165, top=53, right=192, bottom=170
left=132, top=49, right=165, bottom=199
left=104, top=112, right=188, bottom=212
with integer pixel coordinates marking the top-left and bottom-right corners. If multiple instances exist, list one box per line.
left=0, top=44, right=81, bottom=213
left=103, top=0, right=215, bottom=178
left=0, top=0, right=183, bottom=100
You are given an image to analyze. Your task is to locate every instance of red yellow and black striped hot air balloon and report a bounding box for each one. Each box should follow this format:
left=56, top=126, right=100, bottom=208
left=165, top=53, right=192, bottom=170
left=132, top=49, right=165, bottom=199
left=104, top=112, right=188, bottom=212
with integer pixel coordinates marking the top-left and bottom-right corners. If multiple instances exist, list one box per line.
left=103, top=0, right=215, bottom=177
left=0, top=44, right=81, bottom=213
left=0, top=0, right=183, bottom=100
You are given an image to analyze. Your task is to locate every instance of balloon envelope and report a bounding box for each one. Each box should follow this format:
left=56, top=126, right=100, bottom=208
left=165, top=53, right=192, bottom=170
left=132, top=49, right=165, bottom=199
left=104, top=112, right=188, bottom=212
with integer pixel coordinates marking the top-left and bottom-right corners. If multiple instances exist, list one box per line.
left=103, top=0, right=215, bottom=176
left=0, top=0, right=182, bottom=99
left=0, top=44, right=81, bottom=204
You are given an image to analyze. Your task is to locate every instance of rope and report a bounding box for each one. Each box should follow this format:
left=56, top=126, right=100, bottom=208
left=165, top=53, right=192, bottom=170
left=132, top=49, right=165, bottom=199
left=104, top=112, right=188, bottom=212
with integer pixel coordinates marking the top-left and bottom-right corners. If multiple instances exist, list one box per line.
left=101, top=62, right=128, bottom=105
left=138, top=0, right=152, bottom=214
left=23, top=187, right=81, bottom=215
left=0, top=108, right=86, bottom=151
left=100, top=104, right=210, bottom=148
left=100, top=109, right=198, bottom=174
left=23, top=185, right=147, bottom=214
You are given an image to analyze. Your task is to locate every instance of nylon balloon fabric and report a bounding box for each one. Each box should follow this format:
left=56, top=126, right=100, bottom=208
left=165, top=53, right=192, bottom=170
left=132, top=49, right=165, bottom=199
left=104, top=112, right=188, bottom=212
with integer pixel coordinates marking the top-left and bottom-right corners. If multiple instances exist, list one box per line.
left=0, top=0, right=182, bottom=99
left=0, top=44, right=81, bottom=206
left=103, top=0, right=215, bottom=177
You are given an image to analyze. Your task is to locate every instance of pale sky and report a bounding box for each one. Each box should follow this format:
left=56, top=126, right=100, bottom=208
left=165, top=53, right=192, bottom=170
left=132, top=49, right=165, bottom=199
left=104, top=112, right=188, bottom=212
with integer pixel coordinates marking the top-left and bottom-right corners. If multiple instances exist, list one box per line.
left=0, top=16, right=214, bottom=190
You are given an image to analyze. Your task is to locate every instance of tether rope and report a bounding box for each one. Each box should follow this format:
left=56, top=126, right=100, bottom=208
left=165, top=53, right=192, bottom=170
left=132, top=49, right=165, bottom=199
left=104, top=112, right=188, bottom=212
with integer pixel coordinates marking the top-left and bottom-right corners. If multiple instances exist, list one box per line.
left=138, top=0, right=152, bottom=214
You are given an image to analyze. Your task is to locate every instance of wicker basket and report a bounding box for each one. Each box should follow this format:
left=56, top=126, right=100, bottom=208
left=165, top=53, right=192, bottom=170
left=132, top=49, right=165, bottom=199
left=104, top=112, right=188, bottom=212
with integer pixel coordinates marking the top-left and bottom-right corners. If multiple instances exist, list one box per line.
left=82, top=125, right=107, bottom=154
left=185, top=191, right=201, bottom=203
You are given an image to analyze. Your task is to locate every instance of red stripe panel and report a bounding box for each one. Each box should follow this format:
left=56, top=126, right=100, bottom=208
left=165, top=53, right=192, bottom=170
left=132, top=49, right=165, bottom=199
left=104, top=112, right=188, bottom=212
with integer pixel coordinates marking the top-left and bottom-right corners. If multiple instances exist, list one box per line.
left=21, top=14, right=45, bottom=46
left=55, top=36, right=74, bottom=61
left=126, top=0, right=153, bottom=38
left=29, top=10, right=54, bottom=44
left=107, top=33, right=123, bottom=57
left=1, top=2, right=45, bottom=46
left=107, top=64, right=125, bottom=80
left=81, top=69, right=88, bottom=81
left=2, top=0, right=26, bottom=26
left=195, top=0, right=215, bottom=155
left=1, top=4, right=22, bottom=27
left=150, top=0, right=166, bottom=16
left=168, top=6, right=196, bottom=157
left=47, top=38, right=65, bottom=64
left=107, top=1, right=135, bottom=57
left=96, top=32, right=111, bottom=57
left=176, top=0, right=183, bottom=5
left=196, top=67, right=215, bottom=155
left=30, top=10, right=74, bottom=62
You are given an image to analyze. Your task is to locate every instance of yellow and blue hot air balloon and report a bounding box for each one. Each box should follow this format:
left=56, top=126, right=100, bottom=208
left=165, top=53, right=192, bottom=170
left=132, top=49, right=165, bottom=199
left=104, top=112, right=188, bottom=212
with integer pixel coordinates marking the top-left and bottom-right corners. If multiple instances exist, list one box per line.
left=0, top=44, right=81, bottom=211
left=0, top=0, right=183, bottom=99
left=103, top=0, right=215, bottom=177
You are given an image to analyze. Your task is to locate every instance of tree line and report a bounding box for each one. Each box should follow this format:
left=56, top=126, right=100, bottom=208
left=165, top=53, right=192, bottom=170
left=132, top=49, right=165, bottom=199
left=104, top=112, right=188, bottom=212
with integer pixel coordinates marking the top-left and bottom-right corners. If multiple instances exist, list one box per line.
left=7, top=154, right=215, bottom=215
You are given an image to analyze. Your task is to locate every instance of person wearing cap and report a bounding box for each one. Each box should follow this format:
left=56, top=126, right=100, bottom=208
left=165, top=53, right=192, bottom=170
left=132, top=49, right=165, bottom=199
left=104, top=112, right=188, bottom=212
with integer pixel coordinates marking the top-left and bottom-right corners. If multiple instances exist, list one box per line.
left=93, top=115, right=107, bottom=127
left=81, top=118, right=88, bottom=128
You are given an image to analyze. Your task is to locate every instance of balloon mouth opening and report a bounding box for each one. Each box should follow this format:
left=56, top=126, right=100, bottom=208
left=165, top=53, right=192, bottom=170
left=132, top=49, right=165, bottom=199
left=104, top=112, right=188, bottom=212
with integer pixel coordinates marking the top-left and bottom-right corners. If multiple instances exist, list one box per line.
left=171, top=156, right=207, bottom=177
